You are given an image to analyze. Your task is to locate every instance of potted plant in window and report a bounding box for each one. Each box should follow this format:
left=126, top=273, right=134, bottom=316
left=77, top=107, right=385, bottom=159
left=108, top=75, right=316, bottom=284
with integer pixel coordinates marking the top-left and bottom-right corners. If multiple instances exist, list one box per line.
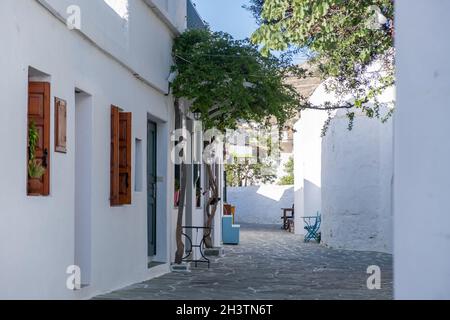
left=27, top=121, right=45, bottom=195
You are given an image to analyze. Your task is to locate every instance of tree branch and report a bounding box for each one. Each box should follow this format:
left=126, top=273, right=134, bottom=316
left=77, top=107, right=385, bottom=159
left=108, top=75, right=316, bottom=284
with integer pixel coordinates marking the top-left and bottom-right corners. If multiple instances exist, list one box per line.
left=300, top=104, right=353, bottom=111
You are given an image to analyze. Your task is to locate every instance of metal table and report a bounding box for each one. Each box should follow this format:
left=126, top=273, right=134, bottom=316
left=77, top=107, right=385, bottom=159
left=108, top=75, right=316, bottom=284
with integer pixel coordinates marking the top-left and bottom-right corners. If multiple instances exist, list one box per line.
left=182, top=226, right=211, bottom=268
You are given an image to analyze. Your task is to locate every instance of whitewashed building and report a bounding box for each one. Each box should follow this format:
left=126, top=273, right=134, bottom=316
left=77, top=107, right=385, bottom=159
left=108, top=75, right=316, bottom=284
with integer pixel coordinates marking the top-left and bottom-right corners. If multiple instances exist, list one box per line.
left=395, top=0, right=450, bottom=299
left=293, top=75, right=395, bottom=253
left=0, top=0, right=222, bottom=300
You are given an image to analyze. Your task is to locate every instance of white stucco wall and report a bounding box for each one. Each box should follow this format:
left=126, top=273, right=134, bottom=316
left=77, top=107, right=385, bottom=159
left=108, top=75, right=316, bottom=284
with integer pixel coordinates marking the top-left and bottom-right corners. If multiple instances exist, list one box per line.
left=395, top=0, right=450, bottom=299
left=293, top=78, right=394, bottom=252
left=0, top=0, right=184, bottom=299
left=228, top=185, right=294, bottom=225
left=37, top=0, right=184, bottom=94
left=293, top=108, right=329, bottom=235
left=104, top=0, right=129, bottom=18
left=321, top=110, right=393, bottom=253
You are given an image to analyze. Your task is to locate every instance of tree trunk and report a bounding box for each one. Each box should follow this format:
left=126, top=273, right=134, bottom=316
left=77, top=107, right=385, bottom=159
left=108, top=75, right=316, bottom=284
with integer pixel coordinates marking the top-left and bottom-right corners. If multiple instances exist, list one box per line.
left=204, top=163, right=219, bottom=248
left=174, top=162, right=187, bottom=264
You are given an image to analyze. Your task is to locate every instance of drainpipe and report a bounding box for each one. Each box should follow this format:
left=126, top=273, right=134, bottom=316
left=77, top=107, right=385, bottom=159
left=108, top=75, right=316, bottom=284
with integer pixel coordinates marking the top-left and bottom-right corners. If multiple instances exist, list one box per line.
left=224, top=170, right=228, bottom=203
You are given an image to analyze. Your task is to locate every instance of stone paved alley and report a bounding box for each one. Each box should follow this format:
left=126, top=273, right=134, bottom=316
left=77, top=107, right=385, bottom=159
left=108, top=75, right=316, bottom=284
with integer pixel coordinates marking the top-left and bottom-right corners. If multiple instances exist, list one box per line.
left=95, top=224, right=393, bottom=300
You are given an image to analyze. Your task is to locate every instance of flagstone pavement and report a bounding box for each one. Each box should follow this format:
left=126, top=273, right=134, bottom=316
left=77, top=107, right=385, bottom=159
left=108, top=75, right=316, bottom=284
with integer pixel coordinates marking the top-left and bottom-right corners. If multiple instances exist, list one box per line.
left=95, top=224, right=393, bottom=300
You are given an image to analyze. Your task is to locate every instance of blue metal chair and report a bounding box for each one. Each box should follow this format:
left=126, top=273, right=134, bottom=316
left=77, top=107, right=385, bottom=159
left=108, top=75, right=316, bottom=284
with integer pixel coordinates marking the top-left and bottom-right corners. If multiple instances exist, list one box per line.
left=222, top=215, right=240, bottom=245
left=303, top=212, right=321, bottom=243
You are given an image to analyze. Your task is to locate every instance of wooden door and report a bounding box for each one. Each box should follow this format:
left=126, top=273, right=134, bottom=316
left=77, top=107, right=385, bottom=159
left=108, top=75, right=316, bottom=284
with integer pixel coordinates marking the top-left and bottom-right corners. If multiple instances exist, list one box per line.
left=111, top=106, right=132, bottom=206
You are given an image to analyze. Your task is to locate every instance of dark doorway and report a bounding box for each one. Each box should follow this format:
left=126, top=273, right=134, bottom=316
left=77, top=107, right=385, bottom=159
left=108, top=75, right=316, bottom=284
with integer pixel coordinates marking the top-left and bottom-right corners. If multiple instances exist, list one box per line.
left=147, top=120, right=158, bottom=258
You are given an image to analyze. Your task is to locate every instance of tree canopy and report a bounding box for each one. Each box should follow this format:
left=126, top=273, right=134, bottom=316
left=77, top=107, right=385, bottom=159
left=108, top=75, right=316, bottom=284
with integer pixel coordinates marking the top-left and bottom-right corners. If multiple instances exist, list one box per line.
left=226, top=156, right=277, bottom=187
left=171, top=29, right=304, bottom=258
left=278, top=156, right=294, bottom=185
left=171, top=29, right=305, bottom=130
left=248, top=0, right=395, bottom=127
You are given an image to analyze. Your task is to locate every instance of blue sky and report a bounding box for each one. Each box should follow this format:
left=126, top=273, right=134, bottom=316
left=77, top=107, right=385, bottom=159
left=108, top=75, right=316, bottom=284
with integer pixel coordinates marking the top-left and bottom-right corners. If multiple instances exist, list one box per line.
left=191, top=0, right=307, bottom=64
left=191, top=0, right=258, bottom=40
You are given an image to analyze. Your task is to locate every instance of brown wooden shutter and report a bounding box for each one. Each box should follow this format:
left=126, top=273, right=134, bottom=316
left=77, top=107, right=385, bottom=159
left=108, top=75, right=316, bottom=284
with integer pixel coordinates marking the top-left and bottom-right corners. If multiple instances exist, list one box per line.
left=55, top=98, right=67, bottom=153
left=110, top=106, right=132, bottom=206
left=110, top=106, right=120, bottom=206
left=28, top=82, right=51, bottom=196
left=119, top=112, right=132, bottom=205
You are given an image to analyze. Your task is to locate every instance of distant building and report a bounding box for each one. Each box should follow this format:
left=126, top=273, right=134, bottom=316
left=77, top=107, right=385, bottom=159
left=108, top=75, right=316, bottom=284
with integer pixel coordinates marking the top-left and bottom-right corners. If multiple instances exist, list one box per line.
left=187, top=0, right=207, bottom=30
left=292, top=63, right=394, bottom=253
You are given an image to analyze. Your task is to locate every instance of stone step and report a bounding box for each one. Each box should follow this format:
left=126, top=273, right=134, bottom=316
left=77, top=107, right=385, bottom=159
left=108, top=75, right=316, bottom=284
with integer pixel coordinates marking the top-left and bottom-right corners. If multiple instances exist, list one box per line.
left=204, top=247, right=224, bottom=257
left=170, top=263, right=191, bottom=273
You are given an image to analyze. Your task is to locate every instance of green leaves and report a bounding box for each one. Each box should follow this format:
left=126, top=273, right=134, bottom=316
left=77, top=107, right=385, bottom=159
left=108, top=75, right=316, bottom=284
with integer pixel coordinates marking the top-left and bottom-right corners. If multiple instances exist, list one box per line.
left=226, top=156, right=277, bottom=187
left=252, top=0, right=395, bottom=78
left=171, top=29, right=301, bottom=130
left=278, top=156, right=294, bottom=185
left=28, top=121, right=39, bottom=160
left=28, top=121, right=45, bottom=179
left=248, top=0, right=395, bottom=133
left=28, top=159, right=46, bottom=179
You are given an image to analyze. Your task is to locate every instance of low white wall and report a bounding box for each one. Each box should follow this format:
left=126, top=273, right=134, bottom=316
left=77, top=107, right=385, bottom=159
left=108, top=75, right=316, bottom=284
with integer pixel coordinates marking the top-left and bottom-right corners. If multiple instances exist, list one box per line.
left=227, top=185, right=294, bottom=225
left=321, top=110, right=394, bottom=253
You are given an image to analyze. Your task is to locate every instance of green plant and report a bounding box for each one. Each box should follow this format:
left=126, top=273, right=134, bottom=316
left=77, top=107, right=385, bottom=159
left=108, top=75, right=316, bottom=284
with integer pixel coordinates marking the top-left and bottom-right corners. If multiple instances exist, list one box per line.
left=226, top=156, right=277, bottom=187
left=248, top=0, right=395, bottom=134
left=171, top=29, right=304, bottom=259
left=174, top=178, right=181, bottom=192
left=171, top=29, right=304, bottom=131
left=28, top=121, right=45, bottom=179
left=28, top=159, right=46, bottom=179
left=278, top=157, right=294, bottom=185
left=28, top=121, right=39, bottom=160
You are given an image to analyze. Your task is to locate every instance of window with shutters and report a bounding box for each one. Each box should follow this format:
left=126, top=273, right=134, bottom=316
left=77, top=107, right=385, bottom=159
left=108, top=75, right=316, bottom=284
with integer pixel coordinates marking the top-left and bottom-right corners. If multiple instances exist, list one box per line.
left=27, top=82, right=51, bottom=196
left=110, top=105, right=132, bottom=206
